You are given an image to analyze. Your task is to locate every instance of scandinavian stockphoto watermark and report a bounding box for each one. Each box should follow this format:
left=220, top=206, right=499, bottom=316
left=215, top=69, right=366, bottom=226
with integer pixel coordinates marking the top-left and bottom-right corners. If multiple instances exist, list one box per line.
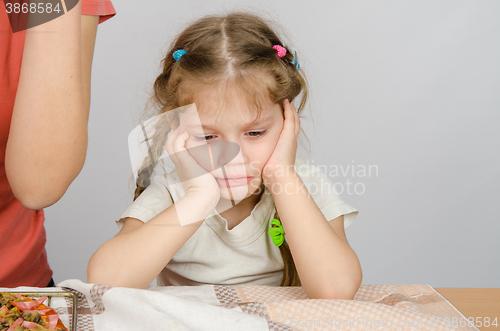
left=3, top=0, right=80, bottom=33
left=128, top=103, right=377, bottom=225
left=303, top=159, right=378, bottom=196
left=251, top=160, right=378, bottom=196
left=288, top=315, right=471, bottom=329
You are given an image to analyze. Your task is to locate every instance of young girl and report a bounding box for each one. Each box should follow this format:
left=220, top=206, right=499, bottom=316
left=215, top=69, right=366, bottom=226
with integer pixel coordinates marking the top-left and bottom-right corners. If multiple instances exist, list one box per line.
left=87, top=12, right=362, bottom=300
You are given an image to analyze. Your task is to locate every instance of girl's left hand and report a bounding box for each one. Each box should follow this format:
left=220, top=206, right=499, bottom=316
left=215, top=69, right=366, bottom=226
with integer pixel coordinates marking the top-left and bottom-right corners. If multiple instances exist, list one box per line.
left=262, top=99, right=300, bottom=186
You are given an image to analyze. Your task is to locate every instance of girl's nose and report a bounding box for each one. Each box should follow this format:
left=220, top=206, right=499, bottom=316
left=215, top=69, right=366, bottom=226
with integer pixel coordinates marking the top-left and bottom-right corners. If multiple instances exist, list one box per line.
left=205, top=140, right=240, bottom=170
left=224, top=146, right=245, bottom=165
left=216, top=135, right=244, bottom=164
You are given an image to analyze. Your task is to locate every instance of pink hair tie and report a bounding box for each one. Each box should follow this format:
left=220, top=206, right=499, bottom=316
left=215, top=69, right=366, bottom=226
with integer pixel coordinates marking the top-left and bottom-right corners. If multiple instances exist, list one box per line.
left=273, top=45, right=287, bottom=58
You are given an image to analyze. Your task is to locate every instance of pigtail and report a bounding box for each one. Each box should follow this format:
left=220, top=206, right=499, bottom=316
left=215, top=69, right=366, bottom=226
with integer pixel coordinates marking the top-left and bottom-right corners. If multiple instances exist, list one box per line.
left=133, top=116, right=173, bottom=201
left=134, top=38, right=186, bottom=201
left=272, top=210, right=302, bottom=287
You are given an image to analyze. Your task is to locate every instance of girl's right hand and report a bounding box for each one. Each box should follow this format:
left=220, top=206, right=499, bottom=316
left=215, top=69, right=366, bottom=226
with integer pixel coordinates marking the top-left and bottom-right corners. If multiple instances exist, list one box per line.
left=165, top=127, right=220, bottom=206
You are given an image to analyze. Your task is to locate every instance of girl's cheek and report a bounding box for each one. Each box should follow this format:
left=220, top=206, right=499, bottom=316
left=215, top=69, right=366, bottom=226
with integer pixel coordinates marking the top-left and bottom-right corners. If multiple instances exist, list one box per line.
left=250, top=138, right=276, bottom=162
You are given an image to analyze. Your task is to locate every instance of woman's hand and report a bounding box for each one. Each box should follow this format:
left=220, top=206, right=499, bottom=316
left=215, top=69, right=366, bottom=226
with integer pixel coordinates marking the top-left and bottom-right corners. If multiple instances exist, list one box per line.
left=165, top=127, right=220, bottom=204
left=262, top=99, right=301, bottom=186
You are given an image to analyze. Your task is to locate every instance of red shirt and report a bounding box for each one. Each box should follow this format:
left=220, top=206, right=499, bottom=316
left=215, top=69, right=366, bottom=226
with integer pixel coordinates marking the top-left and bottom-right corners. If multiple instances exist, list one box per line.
left=0, top=0, right=115, bottom=287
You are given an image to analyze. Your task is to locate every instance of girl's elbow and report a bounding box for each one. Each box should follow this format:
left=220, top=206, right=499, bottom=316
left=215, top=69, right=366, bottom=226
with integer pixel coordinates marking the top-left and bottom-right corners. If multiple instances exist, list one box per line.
left=335, top=270, right=364, bottom=300
left=86, top=255, right=101, bottom=284
left=309, top=287, right=357, bottom=300
left=311, top=273, right=363, bottom=300
left=87, top=259, right=116, bottom=287
left=332, top=282, right=361, bottom=300
left=87, top=251, right=115, bottom=286
left=87, top=253, right=146, bottom=289
left=312, top=286, right=359, bottom=300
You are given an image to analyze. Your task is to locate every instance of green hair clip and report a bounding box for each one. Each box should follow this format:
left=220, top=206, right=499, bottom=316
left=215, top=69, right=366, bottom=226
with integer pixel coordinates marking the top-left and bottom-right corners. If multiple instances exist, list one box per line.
left=268, top=218, right=285, bottom=247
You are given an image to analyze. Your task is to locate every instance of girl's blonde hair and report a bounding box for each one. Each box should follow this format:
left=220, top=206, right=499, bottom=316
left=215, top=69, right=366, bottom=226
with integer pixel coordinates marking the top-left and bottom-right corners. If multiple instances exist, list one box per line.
left=135, top=11, right=307, bottom=287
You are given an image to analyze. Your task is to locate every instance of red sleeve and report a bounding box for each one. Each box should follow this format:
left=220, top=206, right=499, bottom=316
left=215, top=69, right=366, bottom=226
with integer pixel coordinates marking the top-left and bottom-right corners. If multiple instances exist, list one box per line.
left=81, top=0, right=116, bottom=24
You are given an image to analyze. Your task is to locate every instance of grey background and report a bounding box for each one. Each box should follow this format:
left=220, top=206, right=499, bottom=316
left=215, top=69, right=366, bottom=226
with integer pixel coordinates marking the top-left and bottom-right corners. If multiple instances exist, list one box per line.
left=44, top=0, right=499, bottom=287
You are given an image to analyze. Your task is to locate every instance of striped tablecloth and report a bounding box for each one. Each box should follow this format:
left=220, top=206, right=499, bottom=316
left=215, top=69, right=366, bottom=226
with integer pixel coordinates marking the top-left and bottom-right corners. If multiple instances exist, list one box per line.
left=2, top=280, right=478, bottom=331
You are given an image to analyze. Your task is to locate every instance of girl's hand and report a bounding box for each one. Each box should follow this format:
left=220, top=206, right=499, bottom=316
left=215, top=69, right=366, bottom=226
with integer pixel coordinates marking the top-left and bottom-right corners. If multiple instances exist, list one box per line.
left=262, top=99, right=301, bottom=186
left=165, top=127, right=220, bottom=204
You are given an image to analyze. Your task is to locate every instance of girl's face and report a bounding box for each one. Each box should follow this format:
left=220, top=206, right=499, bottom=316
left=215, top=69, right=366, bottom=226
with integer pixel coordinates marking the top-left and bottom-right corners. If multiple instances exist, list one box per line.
left=178, top=96, right=284, bottom=202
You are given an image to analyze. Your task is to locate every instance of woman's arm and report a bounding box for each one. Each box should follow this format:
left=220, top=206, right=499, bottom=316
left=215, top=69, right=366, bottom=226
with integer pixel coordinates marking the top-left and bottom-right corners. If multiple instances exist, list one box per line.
left=87, top=192, right=212, bottom=289
left=5, top=3, right=99, bottom=210
left=272, top=172, right=363, bottom=300
left=81, top=15, right=99, bottom=115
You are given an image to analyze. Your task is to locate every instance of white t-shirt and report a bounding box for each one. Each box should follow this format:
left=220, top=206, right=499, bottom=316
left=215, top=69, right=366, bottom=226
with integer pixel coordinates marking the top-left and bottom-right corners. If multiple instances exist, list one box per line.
left=117, top=158, right=359, bottom=286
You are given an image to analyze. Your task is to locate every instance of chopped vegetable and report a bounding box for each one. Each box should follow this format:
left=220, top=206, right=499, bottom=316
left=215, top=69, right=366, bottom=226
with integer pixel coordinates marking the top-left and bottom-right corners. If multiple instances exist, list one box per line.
left=0, top=293, right=67, bottom=331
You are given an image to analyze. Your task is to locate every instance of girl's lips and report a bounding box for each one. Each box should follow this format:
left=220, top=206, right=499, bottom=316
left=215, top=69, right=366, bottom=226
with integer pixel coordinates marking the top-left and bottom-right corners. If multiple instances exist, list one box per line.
left=217, top=177, right=254, bottom=187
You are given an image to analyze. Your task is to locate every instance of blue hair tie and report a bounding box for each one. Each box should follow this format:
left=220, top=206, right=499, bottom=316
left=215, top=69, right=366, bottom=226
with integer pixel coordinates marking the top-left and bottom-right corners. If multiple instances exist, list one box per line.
left=173, top=49, right=187, bottom=62
left=290, top=51, right=300, bottom=71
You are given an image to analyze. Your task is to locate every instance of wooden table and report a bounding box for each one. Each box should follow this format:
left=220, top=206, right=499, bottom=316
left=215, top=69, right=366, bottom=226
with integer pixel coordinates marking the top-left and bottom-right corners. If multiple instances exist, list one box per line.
left=435, top=288, right=500, bottom=331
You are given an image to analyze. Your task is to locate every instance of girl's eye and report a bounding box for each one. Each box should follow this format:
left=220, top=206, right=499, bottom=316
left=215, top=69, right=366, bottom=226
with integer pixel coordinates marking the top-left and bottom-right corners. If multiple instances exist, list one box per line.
left=195, top=135, right=216, bottom=141
left=247, top=131, right=266, bottom=138
left=195, top=131, right=266, bottom=141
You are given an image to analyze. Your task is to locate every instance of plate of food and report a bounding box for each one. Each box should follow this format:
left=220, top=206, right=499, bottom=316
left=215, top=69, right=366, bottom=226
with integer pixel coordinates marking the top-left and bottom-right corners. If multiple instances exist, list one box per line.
left=0, top=291, right=77, bottom=331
